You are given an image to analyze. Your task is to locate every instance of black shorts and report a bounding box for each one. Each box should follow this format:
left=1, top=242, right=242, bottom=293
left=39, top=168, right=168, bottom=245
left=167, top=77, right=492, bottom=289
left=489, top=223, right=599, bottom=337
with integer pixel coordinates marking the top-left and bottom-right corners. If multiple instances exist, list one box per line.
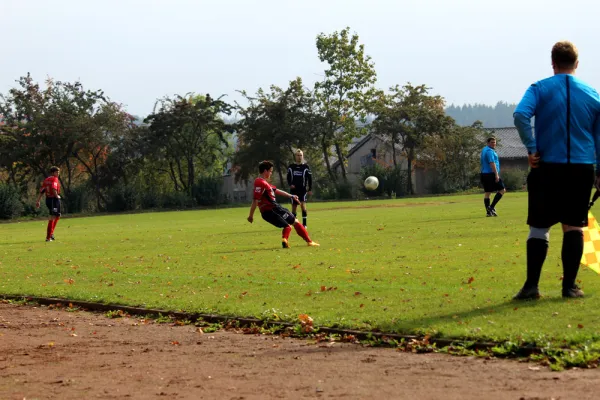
left=46, top=197, right=61, bottom=217
left=290, top=188, right=308, bottom=203
left=527, top=163, right=594, bottom=228
left=261, top=206, right=296, bottom=228
left=480, top=173, right=506, bottom=193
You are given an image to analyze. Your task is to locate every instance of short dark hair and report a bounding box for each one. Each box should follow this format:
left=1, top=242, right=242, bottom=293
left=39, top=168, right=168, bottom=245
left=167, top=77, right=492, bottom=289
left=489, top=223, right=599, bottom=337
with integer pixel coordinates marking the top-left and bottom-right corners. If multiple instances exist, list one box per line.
left=258, top=160, right=274, bottom=173
left=552, top=41, right=578, bottom=69
left=487, top=137, right=496, bottom=143
left=49, top=166, right=60, bottom=173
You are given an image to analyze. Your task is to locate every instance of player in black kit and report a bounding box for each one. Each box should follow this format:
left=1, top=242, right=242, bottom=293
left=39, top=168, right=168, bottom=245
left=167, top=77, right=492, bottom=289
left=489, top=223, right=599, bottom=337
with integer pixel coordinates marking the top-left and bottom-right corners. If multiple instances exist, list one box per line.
left=286, top=149, right=312, bottom=227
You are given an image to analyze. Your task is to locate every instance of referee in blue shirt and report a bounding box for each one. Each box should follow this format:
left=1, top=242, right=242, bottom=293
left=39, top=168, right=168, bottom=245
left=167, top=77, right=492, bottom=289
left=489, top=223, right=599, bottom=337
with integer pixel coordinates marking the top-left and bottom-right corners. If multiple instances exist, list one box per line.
left=513, top=41, right=600, bottom=300
left=480, top=137, right=506, bottom=217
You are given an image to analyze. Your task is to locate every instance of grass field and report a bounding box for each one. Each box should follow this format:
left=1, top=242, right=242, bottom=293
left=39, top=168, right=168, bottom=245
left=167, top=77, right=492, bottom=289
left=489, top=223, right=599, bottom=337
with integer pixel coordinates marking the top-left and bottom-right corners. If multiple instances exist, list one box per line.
left=2, top=192, right=600, bottom=348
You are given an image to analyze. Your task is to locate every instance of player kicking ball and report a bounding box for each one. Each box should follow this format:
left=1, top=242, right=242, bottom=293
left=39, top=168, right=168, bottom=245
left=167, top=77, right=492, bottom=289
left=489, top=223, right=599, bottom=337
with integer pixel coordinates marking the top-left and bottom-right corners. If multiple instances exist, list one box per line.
left=247, top=160, right=319, bottom=248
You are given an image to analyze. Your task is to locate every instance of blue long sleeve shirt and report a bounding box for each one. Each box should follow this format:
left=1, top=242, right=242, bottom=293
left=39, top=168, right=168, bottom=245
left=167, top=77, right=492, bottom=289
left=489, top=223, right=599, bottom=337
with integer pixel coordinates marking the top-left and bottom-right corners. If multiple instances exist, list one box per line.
left=513, top=74, right=600, bottom=170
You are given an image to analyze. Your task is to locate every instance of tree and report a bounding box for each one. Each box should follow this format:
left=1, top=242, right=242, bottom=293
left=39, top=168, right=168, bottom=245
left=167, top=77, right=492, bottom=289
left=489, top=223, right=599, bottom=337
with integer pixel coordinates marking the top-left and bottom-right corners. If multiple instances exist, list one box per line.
left=234, top=78, right=320, bottom=187
left=371, top=84, right=454, bottom=194
left=420, top=121, right=486, bottom=192
left=144, top=94, right=233, bottom=195
left=0, top=74, right=132, bottom=208
left=314, top=27, right=377, bottom=182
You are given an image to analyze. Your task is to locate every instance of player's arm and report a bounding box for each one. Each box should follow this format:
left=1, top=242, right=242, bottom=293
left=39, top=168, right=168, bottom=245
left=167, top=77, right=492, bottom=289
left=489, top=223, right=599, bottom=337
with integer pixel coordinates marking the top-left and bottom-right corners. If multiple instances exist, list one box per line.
left=35, top=187, right=45, bottom=208
left=306, top=166, right=312, bottom=194
left=247, top=199, right=258, bottom=223
left=287, top=167, right=294, bottom=189
left=594, top=114, right=600, bottom=189
left=489, top=161, right=499, bottom=182
left=275, top=189, right=300, bottom=204
left=514, top=84, right=539, bottom=167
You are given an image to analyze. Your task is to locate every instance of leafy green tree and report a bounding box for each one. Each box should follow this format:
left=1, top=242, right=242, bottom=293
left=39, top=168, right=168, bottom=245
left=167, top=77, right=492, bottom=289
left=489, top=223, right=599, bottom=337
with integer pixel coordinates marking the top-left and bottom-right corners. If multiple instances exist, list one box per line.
left=234, top=78, right=320, bottom=187
left=144, top=94, right=233, bottom=195
left=371, top=84, right=453, bottom=194
left=420, top=121, right=486, bottom=192
left=314, top=27, right=377, bottom=182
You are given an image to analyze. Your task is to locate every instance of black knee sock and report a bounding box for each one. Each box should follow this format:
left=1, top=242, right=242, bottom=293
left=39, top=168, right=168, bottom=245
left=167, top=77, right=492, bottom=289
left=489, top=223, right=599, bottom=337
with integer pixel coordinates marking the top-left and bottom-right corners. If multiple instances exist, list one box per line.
left=525, top=238, right=549, bottom=288
left=302, top=210, right=307, bottom=227
left=562, top=230, right=584, bottom=290
left=484, top=198, right=490, bottom=210
left=490, top=193, right=503, bottom=209
left=293, top=212, right=297, bottom=218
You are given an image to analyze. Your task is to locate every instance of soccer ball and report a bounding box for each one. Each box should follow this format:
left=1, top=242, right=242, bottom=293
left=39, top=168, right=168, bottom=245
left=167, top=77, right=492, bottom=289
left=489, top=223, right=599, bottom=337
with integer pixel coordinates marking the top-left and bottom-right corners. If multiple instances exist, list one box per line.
left=364, top=176, right=379, bottom=191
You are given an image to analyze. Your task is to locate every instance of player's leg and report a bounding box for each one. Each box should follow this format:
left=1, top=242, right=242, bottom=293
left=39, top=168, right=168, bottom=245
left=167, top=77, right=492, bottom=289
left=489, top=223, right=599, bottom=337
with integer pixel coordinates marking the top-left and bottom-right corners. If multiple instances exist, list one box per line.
left=514, top=168, right=554, bottom=300
left=489, top=182, right=506, bottom=216
left=45, top=198, right=54, bottom=241
left=481, top=173, right=492, bottom=215
left=278, top=206, right=318, bottom=246
left=260, top=208, right=292, bottom=249
left=300, top=197, right=308, bottom=227
left=560, top=164, right=594, bottom=298
left=50, top=198, right=61, bottom=239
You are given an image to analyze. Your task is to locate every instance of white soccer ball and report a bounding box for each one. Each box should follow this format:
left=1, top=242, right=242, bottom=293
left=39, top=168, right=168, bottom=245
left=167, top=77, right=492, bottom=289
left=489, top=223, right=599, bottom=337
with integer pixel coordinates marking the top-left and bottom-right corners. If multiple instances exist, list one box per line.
left=364, top=176, right=379, bottom=191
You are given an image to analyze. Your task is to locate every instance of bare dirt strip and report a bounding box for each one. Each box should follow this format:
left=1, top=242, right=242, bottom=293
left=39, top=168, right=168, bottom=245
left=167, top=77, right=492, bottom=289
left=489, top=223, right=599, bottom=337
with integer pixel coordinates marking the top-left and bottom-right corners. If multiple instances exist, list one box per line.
left=1, top=303, right=599, bottom=400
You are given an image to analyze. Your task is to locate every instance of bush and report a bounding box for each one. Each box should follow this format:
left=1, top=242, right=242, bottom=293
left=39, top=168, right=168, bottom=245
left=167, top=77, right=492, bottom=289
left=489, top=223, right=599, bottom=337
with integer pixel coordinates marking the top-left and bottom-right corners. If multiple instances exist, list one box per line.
left=193, top=176, right=223, bottom=206
left=360, top=164, right=409, bottom=197
left=140, top=188, right=163, bottom=209
left=161, top=191, right=195, bottom=209
left=106, top=184, right=139, bottom=212
left=0, top=184, right=24, bottom=219
left=64, top=184, right=92, bottom=214
left=501, top=168, right=528, bottom=191
left=316, top=180, right=355, bottom=200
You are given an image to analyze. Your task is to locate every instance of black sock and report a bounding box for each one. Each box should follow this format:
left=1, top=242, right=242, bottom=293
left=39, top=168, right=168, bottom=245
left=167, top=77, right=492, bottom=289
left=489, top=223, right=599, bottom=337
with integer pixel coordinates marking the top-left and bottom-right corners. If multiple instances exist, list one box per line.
left=490, top=193, right=503, bottom=209
left=302, top=210, right=307, bottom=227
left=484, top=198, right=490, bottom=210
left=525, top=238, right=549, bottom=288
left=293, top=212, right=297, bottom=218
left=562, top=230, right=584, bottom=290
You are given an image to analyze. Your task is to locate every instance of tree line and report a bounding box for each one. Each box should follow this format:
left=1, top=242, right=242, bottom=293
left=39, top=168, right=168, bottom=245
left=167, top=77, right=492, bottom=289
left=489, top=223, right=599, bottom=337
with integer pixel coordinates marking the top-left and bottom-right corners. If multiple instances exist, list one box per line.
left=0, top=27, right=489, bottom=219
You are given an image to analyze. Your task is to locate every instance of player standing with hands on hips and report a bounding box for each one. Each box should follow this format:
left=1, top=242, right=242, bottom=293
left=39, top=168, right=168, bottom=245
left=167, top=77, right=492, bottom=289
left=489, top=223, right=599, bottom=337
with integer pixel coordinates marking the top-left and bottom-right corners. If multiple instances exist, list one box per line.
left=248, top=160, right=320, bottom=248
left=513, top=41, right=600, bottom=300
left=35, top=166, right=62, bottom=242
left=287, top=149, right=312, bottom=227
left=480, top=137, right=506, bottom=217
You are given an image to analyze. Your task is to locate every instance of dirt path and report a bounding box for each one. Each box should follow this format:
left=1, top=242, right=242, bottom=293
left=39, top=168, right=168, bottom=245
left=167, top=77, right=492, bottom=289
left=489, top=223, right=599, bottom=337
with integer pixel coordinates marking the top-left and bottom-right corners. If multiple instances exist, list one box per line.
left=1, top=303, right=599, bottom=400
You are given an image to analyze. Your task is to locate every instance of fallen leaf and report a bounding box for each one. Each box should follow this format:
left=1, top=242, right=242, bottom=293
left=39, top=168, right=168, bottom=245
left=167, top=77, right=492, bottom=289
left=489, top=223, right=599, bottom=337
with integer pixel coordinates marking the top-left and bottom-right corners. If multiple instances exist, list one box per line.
left=467, top=277, right=475, bottom=284
left=354, top=292, right=362, bottom=296
left=578, top=324, right=584, bottom=329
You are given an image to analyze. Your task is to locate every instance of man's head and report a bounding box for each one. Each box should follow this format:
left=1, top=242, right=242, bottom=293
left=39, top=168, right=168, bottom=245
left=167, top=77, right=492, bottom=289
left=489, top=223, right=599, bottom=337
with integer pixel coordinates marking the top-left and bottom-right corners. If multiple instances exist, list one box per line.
left=258, top=160, right=274, bottom=179
left=49, top=166, right=60, bottom=177
left=294, top=149, right=304, bottom=164
left=552, top=41, right=579, bottom=73
left=487, top=137, right=496, bottom=149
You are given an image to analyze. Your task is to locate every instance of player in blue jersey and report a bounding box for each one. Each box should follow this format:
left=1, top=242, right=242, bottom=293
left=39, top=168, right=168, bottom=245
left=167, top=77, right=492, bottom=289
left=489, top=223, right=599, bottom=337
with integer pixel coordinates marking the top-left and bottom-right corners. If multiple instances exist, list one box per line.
left=480, top=137, right=506, bottom=217
left=513, top=41, right=600, bottom=299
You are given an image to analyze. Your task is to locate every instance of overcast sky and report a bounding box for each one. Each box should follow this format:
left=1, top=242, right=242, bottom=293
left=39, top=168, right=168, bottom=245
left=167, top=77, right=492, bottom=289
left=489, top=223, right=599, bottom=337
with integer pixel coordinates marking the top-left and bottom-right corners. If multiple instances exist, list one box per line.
left=2, top=0, right=599, bottom=117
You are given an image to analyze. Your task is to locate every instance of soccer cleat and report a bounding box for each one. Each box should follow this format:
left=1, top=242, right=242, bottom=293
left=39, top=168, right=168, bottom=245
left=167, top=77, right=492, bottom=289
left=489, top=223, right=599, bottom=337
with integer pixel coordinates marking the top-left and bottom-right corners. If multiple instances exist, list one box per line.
left=45, top=238, right=54, bottom=242
left=486, top=208, right=493, bottom=217
left=307, top=241, right=320, bottom=247
left=513, top=285, right=540, bottom=300
left=51, top=234, right=55, bottom=240
left=562, top=285, right=584, bottom=298
left=490, top=208, right=498, bottom=217
left=281, top=239, right=290, bottom=249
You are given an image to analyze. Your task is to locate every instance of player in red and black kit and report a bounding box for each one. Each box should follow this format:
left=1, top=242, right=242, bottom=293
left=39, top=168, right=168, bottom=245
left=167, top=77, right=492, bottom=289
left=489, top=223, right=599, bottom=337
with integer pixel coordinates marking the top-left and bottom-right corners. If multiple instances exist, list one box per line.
left=248, top=160, right=319, bottom=248
left=286, top=149, right=312, bottom=227
left=35, top=166, right=62, bottom=242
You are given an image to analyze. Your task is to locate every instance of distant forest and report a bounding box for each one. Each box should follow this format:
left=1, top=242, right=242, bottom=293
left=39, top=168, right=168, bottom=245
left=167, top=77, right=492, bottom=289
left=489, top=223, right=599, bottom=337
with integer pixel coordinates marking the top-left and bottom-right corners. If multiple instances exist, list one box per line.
left=445, top=102, right=517, bottom=128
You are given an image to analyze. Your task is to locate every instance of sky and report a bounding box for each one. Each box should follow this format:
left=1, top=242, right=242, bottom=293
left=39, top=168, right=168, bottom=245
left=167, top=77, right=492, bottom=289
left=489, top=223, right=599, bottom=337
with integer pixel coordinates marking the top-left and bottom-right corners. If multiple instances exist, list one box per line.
left=2, top=0, right=599, bottom=117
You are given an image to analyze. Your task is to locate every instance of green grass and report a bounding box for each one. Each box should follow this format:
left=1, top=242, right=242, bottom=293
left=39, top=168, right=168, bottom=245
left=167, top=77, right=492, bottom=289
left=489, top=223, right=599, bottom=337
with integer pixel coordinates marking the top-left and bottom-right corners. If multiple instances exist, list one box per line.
left=2, top=192, right=600, bottom=348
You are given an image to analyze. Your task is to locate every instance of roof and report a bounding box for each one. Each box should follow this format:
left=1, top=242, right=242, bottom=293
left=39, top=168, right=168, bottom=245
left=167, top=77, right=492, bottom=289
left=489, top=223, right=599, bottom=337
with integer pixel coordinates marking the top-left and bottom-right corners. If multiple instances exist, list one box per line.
left=330, top=126, right=529, bottom=169
left=484, top=127, right=529, bottom=159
